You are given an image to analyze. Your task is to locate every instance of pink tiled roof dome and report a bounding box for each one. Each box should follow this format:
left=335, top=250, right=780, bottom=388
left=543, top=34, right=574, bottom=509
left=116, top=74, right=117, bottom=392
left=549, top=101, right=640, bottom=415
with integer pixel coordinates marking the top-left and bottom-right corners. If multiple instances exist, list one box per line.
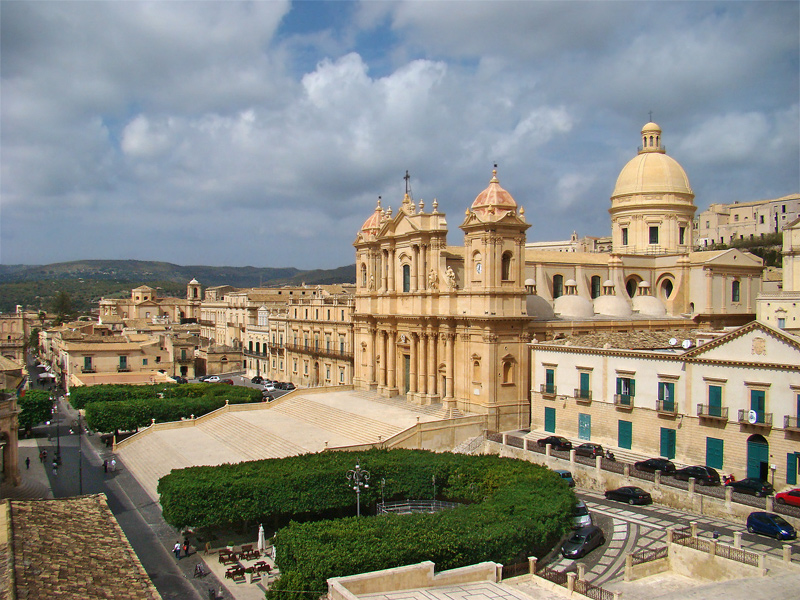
left=360, top=200, right=383, bottom=238
left=470, top=169, right=518, bottom=217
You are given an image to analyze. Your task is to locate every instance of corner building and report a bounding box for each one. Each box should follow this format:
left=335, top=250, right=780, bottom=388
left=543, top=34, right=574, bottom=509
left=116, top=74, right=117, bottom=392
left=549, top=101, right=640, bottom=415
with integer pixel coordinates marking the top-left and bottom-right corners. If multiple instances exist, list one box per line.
left=353, top=172, right=533, bottom=431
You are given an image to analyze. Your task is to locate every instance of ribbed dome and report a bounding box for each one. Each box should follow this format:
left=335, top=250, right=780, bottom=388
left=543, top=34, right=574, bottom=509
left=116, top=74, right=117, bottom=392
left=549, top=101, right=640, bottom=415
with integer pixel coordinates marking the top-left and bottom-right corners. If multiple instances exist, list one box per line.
left=612, top=122, right=693, bottom=198
left=360, top=200, right=383, bottom=238
left=471, top=169, right=518, bottom=218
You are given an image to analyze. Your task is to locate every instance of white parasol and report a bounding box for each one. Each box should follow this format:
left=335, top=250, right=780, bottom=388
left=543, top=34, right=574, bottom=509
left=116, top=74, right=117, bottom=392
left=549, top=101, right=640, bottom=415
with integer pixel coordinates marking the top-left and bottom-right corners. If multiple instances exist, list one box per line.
left=257, top=523, right=266, bottom=554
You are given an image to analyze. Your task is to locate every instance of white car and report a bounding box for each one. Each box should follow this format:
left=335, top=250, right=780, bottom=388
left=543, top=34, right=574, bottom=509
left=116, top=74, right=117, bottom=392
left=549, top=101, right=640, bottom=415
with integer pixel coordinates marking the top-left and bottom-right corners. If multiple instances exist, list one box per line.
left=262, top=382, right=276, bottom=392
left=205, top=375, right=220, bottom=383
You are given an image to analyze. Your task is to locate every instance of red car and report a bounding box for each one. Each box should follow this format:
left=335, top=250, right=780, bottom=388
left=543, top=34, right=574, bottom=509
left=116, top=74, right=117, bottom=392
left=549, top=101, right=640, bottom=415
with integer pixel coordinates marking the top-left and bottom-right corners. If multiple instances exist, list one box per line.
left=220, top=379, right=234, bottom=385
left=775, top=488, right=800, bottom=507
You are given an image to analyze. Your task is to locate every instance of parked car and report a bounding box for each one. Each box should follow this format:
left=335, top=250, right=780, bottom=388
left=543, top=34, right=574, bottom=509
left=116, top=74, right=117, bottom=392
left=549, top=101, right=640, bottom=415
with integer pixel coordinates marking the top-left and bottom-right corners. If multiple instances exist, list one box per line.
left=537, top=436, right=572, bottom=451
left=561, top=525, right=605, bottom=558
left=262, top=382, right=277, bottom=392
left=634, top=458, right=676, bottom=474
left=204, top=375, right=220, bottom=383
left=573, top=500, right=592, bottom=528
left=276, top=382, right=296, bottom=391
left=220, top=379, right=234, bottom=385
left=170, top=375, right=188, bottom=384
left=746, top=512, right=797, bottom=540
left=251, top=375, right=264, bottom=384
left=727, top=478, right=774, bottom=497
left=554, top=469, right=575, bottom=488
left=574, top=443, right=604, bottom=458
left=605, top=486, right=652, bottom=505
left=775, top=488, right=800, bottom=507
left=672, top=465, right=720, bottom=486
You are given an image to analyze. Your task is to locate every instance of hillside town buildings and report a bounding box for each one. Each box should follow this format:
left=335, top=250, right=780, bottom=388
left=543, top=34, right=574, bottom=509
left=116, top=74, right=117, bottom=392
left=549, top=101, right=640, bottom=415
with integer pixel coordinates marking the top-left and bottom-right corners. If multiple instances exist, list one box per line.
left=695, top=193, right=800, bottom=247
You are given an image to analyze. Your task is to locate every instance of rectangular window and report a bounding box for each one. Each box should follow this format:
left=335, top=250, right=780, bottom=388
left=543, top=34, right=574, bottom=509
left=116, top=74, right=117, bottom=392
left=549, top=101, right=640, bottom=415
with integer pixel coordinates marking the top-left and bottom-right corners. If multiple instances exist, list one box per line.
left=84, top=356, right=92, bottom=371
left=618, top=420, right=632, bottom=450
left=616, top=376, right=635, bottom=405
left=326, top=367, right=330, bottom=380
left=544, top=368, right=556, bottom=395
left=679, top=226, right=686, bottom=245
left=579, top=372, right=590, bottom=397
left=649, top=226, right=659, bottom=244
left=750, top=389, right=766, bottom=423
left=181, top=349, right=187, bottom=360
left=304, top=361, right=308, bottom=375
left=142, top=358, right=148, bottom=366
left=340, top=368, right=345, bottom=383
left=708, top=385, right=722, bottom=417
left=658, top=382, right=675, bottom=412
left=707, top=438, right=724, bottom=470
left=622, top=228, right=628, bottom=246
left=778, top=317, right=786, bottom=329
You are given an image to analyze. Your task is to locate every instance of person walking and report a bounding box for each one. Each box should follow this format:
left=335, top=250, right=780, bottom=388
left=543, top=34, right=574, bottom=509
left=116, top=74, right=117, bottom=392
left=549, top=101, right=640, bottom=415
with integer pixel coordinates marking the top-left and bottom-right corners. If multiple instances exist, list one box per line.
left=173, top=541, right=181, bottom=560
left=103, top=459, right=108, bottom=473
left=182, top=539, right=190, bottom=558
left=52, top=460, right=58, bottom=476
left=25, top=457, right=30, bottom=470
left=110, top=458, right=117, bottom=472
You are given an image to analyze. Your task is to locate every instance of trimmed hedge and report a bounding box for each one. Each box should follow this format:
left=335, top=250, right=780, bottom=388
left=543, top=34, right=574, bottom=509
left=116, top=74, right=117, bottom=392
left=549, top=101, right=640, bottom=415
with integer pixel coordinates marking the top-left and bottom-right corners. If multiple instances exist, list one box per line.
left=158, top=449, right=574, bottom=599
left=70, top=382, right=260, bottom=409
left=76, top=383, right=261, bottom=432
left=18, top=389, right=54, bottom=431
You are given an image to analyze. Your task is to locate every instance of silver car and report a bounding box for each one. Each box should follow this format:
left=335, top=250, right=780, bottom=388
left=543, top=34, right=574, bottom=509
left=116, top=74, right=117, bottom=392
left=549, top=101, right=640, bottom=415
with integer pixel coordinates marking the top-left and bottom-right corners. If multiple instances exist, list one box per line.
left=573, top=500, right=592, bottom=528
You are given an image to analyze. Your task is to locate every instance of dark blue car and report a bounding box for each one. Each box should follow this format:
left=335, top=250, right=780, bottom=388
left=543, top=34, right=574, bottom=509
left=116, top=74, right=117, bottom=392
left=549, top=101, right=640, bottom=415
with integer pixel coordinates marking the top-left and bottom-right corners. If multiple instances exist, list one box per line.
left=746, top=511, right=797, bottom=540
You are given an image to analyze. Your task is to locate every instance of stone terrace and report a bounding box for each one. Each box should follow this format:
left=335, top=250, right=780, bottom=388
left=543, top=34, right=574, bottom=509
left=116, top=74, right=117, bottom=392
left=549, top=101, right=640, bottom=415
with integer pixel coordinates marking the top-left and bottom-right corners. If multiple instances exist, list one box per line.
left=116, top=389, right=452, bottom=502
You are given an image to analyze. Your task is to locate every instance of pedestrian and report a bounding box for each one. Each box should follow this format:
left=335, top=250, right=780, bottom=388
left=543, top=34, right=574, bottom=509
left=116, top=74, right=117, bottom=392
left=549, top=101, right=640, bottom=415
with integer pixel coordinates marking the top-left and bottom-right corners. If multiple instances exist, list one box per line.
left=173, top=541, right=181, bottom=560
left=42, top=449, right=47, bottom=463
left=204, top=541, right=211, bottom=555
left=110, top=458, right=116, bottom=472
left=182, top=539, right=190, bottom=557
left=38, top=450, right=44, bottom=463
left=25, top=457, right=30, bottom=470
left=52, top=460, right=58, bottom=476
left=103, top=459, right=108, bottom=473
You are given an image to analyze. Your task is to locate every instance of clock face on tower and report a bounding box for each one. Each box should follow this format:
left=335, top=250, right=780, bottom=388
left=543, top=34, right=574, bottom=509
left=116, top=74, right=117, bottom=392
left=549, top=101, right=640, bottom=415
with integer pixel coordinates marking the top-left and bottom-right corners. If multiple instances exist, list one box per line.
left=476, top=262, right=482, bottom=274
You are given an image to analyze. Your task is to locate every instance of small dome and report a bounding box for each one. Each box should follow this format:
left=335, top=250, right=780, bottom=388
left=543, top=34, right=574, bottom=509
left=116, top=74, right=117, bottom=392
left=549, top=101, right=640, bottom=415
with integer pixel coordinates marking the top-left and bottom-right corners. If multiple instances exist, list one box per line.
left=638, top=281, right=651, bottom=290
left=189, top=278, right=199, bottom=285
left=565, top=279, right=578, bottom=287
left=642, top=122, right=660, bottom=133
left=603, top=279, right=614, bottom=287
left=554, top=294, right=594, bottom=319
left=526, top=294, right=555, bottom=320
left=524, top=278, right=535, bottom=287
left=632, top=294, right=666, bottom=316
left=594, top=294, right=632, bottom=317
left=360, top=200, right=383, bottom=239
left=471, top=169, right=518, bottom=218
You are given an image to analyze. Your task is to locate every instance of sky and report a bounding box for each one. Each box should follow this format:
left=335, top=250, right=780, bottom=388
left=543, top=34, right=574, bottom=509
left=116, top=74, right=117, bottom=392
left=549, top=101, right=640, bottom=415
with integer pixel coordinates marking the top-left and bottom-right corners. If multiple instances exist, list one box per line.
left=1, top=1, right=798, bottom=270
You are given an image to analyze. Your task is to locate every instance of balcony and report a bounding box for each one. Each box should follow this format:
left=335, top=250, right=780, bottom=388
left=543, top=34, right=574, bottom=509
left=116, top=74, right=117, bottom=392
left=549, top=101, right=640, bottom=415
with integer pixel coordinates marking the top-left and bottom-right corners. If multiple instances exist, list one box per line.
left=697, top=404, right=728, bottom=421
left=656, top=400, right=678, bottom=415
left=573, top=388, right=592, bottom=403
left=737, top=409, right=773, bottom=428
left=283, top=342, right=353, bottom=361
left=81, top=368, right=96, bottom=374
left=613, top=394, right=634, bottom=409
left=117, top=367, right=131, bottom=372
left=540, top=383, right=557, bottom=398
left=784, top=415, right=800, bottom=432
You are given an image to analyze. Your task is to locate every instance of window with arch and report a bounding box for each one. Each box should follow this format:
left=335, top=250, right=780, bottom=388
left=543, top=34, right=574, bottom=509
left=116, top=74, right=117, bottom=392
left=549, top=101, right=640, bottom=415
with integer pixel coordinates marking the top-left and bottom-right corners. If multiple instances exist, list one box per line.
left=553, top=274, right=564, bottom=299
left=732, top=280, right=741, bottom=303
left=625, top=278, right=639, bottom=299
left=360, top=263, right=368, bottom=288
left=501, top=251, right=513, bottom=281
left=472, top=359, right=481, bottom=382
left=591, top=276, right=601, bottom=299
left=402, top=264, right=411, bottom=292
left=661, top=278, right=674, bottom=300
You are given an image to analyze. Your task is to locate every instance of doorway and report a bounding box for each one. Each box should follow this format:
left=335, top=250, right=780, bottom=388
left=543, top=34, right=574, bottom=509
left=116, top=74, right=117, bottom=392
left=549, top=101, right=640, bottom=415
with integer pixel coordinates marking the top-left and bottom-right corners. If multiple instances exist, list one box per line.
left=747, top=434, right=769, bottom=480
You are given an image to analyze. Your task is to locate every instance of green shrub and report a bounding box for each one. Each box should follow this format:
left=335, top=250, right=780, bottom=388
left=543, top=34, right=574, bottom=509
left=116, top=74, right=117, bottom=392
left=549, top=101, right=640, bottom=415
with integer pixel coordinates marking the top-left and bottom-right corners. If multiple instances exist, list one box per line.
left=18, top=389, right=54, bottom=431
left=159, top=449, right=573, bottom=600
left=71, top=382, right=261, bottom=409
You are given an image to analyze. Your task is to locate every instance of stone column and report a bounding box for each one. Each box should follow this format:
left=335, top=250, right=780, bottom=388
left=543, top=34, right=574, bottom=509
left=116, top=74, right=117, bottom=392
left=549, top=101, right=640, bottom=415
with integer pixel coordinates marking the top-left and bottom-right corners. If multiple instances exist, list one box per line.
left=369, top=328, right=378, bottom=386
left=720, top=273, right=728, bottom=313
left=388, top=249, right=396, bottom=292
left=409, top=333, right=418, bottom=394
left=379, top=331, right=387, bottom=387
left=428, top=333, right=437, bottom=397
left=705, top=268, right=714, bottom=313
left=386, top=329, right=397, bottom=390
left=419, top=333, right=428, bottom=395
left=746, top=275, right=753, bottom=312
left=446, top=332, right=455, bottom=400
left=411, top=246, right=419, bottom=292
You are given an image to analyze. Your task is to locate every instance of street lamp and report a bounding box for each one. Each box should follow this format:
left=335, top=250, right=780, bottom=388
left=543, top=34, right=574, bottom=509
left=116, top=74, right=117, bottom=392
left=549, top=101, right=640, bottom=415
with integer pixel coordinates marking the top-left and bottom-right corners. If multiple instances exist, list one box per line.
left=51, top=398, right=61, bottom=465
left=346, top=461, right=370, bottom=517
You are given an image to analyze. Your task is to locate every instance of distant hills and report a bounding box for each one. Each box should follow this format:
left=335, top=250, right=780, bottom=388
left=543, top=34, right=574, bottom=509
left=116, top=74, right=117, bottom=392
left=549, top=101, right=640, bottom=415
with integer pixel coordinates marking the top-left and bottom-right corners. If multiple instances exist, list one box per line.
left=0, top=260, right=355, bottom=314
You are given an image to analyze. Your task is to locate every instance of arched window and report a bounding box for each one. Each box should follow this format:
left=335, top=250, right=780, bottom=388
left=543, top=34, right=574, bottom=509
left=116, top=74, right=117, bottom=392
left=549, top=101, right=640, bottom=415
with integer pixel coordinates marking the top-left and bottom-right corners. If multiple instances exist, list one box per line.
left=626, top=278, right=638, bottom=298
left=472, top=360, right=481, bottom=382
left=732, top=280, right=741, bottom=303
left=360, top=263, right=368, bottom=288
left=502, top=359, right=514, bottom=384
left=402, top=264, right=411, bottom=293
left=501, top=251, right=512, bottom=281
left=661, top=279, right=674, bottom=300
left=591, top=276, right=601, bottom=299
left=249, top=341, right=253, bottom=352
left=553, top=274, right=564, bottom=299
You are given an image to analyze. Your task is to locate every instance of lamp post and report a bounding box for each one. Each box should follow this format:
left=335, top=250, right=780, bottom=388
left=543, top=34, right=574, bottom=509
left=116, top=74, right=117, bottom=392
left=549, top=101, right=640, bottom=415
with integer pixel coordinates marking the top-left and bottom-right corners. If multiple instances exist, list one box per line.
left=346, top=461, right=370, bottom=517
left=432, top=474, right=436, bottom=500
left=51, top=398, right=61, bottom=465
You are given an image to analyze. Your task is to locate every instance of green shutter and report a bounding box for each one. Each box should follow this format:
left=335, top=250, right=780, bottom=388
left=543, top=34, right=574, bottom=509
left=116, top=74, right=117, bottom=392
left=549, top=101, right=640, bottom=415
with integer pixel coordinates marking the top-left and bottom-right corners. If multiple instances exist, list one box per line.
left=616, top=377, right=622, bottom=395
left=660, top=428, right=676, bottom=459
left=630, top=378, right=635, bottom=397
left=544, top=407, right=556, bottom=433
left=618, top=420, right=632, bottom=450
left=706, top=438, right=724, bottom=470
left=580, top=372, right=590, bottom=393
left=788, top=453, right=798, bottom=486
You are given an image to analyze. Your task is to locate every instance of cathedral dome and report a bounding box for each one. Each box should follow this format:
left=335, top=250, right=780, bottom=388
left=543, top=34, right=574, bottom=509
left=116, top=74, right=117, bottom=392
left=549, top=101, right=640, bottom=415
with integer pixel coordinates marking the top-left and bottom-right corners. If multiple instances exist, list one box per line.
left=593, top=281, right=632, bottom=317
left=471, top=169, right=518, bottom=218
left=611, top=122, right=693, bottom=198
left=360, top=200, right=383, bottom=239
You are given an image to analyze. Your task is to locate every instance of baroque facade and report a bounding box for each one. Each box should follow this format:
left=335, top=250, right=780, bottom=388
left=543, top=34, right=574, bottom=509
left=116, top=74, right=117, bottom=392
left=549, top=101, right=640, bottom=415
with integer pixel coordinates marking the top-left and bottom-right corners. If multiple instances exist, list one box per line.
left=352, top=121, right=768, bottom=431
left=758, top=216, right=800, bottom=333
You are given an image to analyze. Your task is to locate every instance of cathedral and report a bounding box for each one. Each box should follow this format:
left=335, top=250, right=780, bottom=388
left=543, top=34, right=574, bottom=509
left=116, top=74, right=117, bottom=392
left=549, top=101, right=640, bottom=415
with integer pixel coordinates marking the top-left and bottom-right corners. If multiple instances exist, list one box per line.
left=353, top=122, right=765, bottom=431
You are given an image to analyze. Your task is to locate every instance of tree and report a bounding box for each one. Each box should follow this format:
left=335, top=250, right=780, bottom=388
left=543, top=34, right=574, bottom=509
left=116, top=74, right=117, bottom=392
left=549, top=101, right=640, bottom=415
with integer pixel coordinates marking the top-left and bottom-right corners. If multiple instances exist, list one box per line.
left=50, top=291, right=75, bottom=325
left=18, top=389, right=54, bottom=434
left=27, top=328, right=40, bottom=353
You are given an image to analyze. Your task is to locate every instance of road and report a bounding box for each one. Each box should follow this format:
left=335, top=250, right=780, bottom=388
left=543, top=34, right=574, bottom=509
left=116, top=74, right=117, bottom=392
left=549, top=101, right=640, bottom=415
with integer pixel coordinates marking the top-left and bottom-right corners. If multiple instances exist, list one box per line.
left=544, top=488, right=797, bottom=586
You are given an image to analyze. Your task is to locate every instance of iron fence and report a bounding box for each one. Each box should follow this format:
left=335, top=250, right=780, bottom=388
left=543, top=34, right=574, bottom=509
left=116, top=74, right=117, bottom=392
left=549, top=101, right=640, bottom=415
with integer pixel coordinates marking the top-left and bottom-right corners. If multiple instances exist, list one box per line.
left=715, top=544, right=760, bottom=567
left=630, top=546, right=668, bottom=566
left=573, top=579, right=615, bottom=600
left=376, top=500, right=460, bottom=515
left=501, top=561, right=529, bottom=579
left=535, top=565, right=568, bottom=585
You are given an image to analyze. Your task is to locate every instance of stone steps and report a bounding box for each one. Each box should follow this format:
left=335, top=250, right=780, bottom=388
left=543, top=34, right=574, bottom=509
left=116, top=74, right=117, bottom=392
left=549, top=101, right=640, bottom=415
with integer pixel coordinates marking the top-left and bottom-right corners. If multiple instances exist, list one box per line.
left=197, top=413, right=306, bottom=460
left=271, top=396, right=401, bottom=443
left=353, top=390, right=464, bottom=417
left=117, top=433, right=189, bottom=501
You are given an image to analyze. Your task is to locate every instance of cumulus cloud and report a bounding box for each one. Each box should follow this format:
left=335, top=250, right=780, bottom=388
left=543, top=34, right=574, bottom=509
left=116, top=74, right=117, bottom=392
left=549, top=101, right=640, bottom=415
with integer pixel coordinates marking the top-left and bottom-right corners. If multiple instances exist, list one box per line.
left=1, top=1, right=797, bottom=267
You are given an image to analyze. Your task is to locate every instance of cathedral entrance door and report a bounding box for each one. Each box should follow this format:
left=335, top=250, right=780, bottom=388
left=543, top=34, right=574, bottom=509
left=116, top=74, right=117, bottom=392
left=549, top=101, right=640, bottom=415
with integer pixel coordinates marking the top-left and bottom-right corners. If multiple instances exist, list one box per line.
left=403, top=355, right=410, bottom=394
